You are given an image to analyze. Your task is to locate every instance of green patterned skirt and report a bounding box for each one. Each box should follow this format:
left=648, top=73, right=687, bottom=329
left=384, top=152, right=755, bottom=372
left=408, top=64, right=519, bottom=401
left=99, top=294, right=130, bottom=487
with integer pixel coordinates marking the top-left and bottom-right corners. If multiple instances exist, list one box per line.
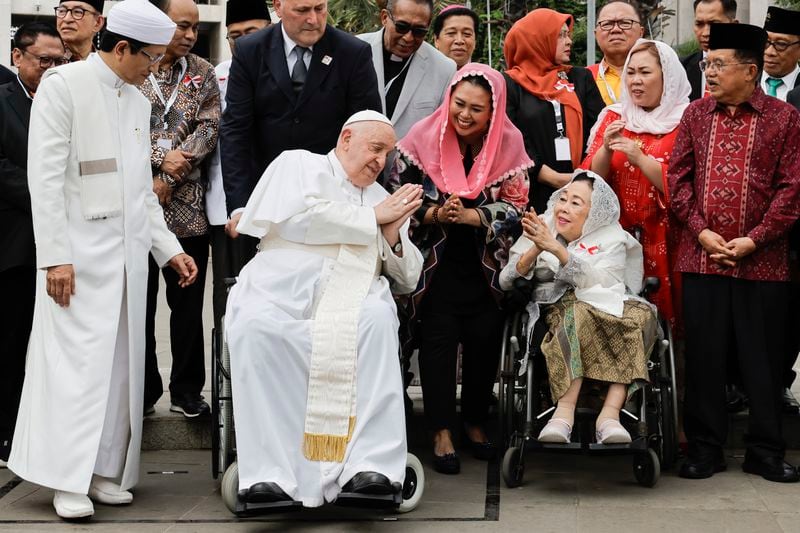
left=540, top=291, right=658, bottom=403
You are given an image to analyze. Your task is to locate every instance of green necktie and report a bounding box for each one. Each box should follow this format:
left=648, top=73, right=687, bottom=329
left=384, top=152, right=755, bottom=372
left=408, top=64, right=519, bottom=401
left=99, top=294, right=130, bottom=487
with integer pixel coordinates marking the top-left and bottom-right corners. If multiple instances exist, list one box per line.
left=766, top=77, right=783, bottom=97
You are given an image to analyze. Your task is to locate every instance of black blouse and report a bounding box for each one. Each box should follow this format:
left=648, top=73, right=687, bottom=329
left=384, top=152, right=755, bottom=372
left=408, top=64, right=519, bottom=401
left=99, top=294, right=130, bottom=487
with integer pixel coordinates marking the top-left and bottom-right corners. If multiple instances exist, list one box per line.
left=504, top=67, right=605, bottom=213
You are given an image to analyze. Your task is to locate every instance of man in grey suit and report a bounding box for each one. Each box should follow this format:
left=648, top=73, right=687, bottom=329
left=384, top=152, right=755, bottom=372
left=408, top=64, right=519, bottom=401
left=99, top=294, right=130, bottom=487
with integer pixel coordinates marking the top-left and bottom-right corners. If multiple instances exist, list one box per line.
left=358, top=0, right=456, bottom=144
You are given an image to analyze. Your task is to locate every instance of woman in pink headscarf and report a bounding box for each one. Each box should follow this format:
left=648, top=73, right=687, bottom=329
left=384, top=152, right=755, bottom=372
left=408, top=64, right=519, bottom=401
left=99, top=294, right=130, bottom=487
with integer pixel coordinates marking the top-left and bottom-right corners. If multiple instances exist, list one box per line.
left=388, top=63, right=533, bottom=475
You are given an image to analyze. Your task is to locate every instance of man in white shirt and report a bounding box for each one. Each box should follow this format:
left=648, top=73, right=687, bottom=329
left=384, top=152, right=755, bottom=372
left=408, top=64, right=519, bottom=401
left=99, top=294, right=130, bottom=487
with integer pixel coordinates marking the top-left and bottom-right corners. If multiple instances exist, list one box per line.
left=227, top=111, right=423, bottom=510
left=761, top=6, right=800, bottom=102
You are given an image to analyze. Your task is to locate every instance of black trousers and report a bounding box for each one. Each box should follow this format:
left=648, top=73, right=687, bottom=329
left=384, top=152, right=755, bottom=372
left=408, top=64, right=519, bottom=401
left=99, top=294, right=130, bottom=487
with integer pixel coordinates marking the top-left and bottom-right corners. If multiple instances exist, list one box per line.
left=208, top=225, right=258, bottom=330
left=0, top=266, right=35, bottom=461
left=417, top=301, right=505, bottom=431
left=144, top=234, right=209, bottom=406
left=783, top=280, right=799, bottom=388
left=682, top=273, right=787, bottom=460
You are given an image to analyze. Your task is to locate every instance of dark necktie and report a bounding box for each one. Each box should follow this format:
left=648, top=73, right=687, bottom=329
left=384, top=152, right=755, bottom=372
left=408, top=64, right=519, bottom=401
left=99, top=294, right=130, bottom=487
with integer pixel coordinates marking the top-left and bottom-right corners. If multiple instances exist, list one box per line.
left=291, top=46, right=309, bottom=95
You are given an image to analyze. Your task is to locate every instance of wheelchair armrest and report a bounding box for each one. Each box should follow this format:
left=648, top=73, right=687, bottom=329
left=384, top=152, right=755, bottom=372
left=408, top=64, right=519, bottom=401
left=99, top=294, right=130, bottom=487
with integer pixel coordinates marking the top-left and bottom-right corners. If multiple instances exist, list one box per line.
left=639, top=276, right=660, bottom=298
left=504, top=277, right=535, bottom=311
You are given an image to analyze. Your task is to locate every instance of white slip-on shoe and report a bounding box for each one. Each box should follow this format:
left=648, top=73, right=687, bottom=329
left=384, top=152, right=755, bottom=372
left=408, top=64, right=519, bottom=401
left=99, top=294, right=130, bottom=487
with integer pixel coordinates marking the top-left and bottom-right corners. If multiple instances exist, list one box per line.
left=596, top=418, right=632, bottom=444
left=537, top=418, right=572, bottom=443
left=53, top=490, right=94, bottom=519
left=0, top=458, right=7, bottom=468
left=88, top=475, right=133, bottom=505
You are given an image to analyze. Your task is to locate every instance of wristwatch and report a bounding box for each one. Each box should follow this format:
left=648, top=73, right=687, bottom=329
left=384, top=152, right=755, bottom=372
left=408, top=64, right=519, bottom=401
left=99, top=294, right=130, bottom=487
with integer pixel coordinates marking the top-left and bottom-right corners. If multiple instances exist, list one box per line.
left=392, top=241, right=403, bottom=254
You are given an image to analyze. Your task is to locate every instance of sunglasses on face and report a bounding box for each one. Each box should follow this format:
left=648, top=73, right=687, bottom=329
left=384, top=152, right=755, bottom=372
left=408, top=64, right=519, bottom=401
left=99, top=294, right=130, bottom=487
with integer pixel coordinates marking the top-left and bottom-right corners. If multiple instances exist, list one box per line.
left=387, top=11, right=429, bottom=38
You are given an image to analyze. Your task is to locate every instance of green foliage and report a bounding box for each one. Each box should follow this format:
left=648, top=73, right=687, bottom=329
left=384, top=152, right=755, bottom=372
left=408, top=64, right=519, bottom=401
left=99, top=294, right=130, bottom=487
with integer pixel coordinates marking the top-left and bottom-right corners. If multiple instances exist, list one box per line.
left=674, top=38, right=700, bottom=58
left=776, top=0, right=800, bottom=8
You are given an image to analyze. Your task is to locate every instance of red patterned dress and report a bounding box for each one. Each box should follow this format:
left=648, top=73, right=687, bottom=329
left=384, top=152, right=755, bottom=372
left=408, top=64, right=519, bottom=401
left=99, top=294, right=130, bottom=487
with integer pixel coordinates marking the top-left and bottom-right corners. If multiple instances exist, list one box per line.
left=582, top=111, right=681, bottom=328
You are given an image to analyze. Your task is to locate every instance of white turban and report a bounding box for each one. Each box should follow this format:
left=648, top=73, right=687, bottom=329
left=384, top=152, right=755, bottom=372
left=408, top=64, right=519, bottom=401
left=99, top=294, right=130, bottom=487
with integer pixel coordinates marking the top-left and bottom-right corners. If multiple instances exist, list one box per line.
left=343, top=110, right=393, bottom=128
left=106, top=0, right=177, bottom=46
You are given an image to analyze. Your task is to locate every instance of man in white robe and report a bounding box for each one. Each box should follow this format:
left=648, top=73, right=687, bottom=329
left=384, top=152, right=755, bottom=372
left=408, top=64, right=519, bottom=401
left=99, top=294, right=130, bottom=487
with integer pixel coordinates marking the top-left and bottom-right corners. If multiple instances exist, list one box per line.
left=9, top=0, right=198, bottom=520
left=226, top=111, right=424, bottom=508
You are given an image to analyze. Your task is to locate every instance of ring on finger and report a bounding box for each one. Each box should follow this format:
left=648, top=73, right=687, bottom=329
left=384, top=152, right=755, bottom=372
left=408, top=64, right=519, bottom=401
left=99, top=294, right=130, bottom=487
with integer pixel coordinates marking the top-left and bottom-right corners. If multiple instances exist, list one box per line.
left=402, top=199, right=408, bottom=205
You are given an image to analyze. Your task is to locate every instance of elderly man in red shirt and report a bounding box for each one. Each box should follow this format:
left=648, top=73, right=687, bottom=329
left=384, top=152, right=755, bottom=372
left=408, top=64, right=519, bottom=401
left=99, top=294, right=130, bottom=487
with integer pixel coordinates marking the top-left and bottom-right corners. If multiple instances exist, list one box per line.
left=669, top=23, right=800, bottom=483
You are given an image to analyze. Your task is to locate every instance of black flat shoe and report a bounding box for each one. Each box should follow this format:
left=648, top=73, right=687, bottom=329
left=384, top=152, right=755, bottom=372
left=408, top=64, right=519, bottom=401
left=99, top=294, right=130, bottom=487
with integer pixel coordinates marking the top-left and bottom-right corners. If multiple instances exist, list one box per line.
left=742, top=456, right=800, bottom=483
left=433, top=452, right=460, bottom=475
left=238, top=482, right=293, bottom=503
left=341, top=471, right=398, bottom=495
left=470, top=440, right=497, bottom=460
left=679, top=447, right=727, bottom=479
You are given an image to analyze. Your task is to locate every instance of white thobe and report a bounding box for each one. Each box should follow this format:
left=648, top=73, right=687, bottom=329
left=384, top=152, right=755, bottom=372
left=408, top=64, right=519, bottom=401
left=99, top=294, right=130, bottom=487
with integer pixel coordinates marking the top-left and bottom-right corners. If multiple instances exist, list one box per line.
left=8, top=54, right=182, bottom=494
left=226, top=149, right=422, bottom=507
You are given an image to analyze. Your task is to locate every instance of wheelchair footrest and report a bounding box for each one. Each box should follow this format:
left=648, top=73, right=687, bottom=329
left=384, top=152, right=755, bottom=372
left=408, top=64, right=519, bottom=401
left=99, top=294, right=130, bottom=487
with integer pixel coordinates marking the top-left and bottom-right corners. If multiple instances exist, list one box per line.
left=234, top=499, right=303, bottom=516
left=335, top=491, right=401, bottom=509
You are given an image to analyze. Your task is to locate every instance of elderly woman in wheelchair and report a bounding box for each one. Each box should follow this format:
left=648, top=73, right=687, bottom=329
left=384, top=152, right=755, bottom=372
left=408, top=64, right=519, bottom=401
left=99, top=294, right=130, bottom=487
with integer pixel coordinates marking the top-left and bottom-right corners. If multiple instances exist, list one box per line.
left=499, top=171, right=658, bottom=445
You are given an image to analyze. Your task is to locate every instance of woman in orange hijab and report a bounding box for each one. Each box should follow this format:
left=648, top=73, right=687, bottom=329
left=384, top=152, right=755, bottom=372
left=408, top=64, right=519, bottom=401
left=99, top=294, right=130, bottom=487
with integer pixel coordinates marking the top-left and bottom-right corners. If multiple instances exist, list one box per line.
left=504, top=8, right=605, bottom=213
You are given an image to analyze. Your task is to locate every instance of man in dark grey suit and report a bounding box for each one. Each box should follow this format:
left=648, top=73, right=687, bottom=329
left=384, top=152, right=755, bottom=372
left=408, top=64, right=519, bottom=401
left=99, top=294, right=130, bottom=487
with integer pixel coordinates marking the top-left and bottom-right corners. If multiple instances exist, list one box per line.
left=681, top=0, right=737, bottom=101
left=0, top=22, right=67, bottom=467
left=220, top=0, right=381, bottom=245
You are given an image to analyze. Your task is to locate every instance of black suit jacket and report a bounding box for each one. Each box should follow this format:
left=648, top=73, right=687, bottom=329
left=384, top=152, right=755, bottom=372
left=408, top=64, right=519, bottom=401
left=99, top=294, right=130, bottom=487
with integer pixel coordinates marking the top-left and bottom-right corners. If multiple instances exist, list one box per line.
left=0, top=80, right=34, bottom=273
left=220, top=23, right=382, bottom=214
left=0, top=65, right=15, bottom=85
left=787, top=86, right=800, bottom=257
left=681, top=51, right=704, bottom=102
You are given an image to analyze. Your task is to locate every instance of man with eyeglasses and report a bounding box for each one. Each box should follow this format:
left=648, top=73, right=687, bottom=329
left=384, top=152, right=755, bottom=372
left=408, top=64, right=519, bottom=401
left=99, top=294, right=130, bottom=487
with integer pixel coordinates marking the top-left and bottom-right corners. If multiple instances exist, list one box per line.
left=762, top=6, right=800, bottom=418
left=138, top=0, right=221, bottom=420
left=220, top=0, right=381, bottom=250
left=669, top=22, right=800, bottom=484
left=206, top=0, right=270, bottom=335
left=587, top=0, right=644, bottom=106
left=55, top=0, right=105, bottom=62
left=358, top=0, right=456, bottom=143
left=0, top=21, right=66, bottom=471
left=681, top=0, right=737, bottom=101
left=7, top=0, right=199, bottom=520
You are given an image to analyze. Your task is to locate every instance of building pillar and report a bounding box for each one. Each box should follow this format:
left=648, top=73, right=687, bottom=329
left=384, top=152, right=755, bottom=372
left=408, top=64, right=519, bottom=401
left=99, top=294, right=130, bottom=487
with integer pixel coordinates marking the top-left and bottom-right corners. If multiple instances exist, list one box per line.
left=0, top=0, right=11, bottom=68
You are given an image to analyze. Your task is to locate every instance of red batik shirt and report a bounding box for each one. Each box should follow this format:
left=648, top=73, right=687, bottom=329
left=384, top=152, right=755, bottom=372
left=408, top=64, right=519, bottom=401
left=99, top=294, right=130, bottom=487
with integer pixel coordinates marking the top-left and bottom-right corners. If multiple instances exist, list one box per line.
left=668, top=88, right=800, bottom=281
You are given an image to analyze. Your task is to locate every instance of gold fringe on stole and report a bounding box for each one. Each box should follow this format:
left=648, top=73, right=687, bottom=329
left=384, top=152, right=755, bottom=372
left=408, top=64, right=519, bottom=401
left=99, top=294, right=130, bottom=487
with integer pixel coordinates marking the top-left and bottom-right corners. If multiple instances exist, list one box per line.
left=302, top=417, right=356, bottom=462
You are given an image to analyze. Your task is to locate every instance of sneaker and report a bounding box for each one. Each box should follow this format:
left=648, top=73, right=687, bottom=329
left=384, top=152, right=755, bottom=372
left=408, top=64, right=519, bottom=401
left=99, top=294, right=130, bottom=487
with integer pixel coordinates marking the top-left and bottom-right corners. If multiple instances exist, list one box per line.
left=170, top=394, right=210, bottom=418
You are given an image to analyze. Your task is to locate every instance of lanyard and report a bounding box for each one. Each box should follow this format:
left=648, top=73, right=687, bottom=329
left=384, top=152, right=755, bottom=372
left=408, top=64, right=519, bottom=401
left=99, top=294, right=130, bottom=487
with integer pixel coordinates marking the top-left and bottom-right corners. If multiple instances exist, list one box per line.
left=597, top=62, right=618, bottom=104
left=549, top=100, right=566, bottom=138
left=148, top=58, right=188, bottom=131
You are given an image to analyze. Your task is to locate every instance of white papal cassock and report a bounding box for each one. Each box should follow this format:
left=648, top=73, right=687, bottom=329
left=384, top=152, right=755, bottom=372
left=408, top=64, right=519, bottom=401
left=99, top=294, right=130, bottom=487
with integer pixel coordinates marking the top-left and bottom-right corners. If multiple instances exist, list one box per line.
left=9, top=55, right=182, bottom=494
left=226, top=149, right=422, bottom=507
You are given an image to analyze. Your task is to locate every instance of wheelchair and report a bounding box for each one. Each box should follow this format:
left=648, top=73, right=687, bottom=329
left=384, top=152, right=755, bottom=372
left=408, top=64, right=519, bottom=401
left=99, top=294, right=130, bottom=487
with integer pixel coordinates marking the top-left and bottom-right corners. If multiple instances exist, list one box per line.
left=497, top=276, right=679, bottom=489
left=210, top=279, right=425, bottom=516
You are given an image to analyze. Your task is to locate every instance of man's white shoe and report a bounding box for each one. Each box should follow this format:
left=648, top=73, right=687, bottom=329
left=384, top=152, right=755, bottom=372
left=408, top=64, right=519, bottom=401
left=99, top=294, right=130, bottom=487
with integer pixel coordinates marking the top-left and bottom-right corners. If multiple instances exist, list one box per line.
left=88, top=475, right=133, bottom=505
left=0, top=458, right=7, bottom=468
left=53, top=491, right=94, bottom=519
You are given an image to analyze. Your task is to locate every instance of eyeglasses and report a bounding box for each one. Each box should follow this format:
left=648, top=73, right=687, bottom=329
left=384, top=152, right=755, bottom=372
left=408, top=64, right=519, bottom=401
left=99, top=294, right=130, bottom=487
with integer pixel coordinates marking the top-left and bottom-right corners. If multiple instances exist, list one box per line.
left=54, top=6, right=98, bottom=20
left=698, top=59, right=755, bottom=72
left=139, top=48, right=165, bottom=65
left=20, top=49, right=69, bottom=68
left=596, top=19, right=640, bottom=31
left=387, top=11, right=429, bottom=38
left=765, top=39, right=800, bottom=53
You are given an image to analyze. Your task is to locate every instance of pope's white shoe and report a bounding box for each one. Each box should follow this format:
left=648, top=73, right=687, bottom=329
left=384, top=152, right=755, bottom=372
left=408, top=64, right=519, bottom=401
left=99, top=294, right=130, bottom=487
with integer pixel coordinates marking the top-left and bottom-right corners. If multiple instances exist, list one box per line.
left=53, top=490, right=94, bottom=519
left=88, top=475, right=133, bottom=505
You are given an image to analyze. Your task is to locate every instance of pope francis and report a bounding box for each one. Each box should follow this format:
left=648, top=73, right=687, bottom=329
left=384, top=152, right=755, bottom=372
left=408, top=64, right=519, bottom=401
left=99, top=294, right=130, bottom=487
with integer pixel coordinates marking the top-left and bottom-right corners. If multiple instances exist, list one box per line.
left=8, top=0, right=199, bottom=521
left=226, top=111, right=424, bottom=508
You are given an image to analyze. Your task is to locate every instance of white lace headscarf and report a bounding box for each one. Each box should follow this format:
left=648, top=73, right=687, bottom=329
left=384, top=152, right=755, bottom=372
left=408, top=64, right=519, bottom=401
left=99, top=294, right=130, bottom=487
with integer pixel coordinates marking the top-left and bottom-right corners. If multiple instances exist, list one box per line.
left=587, top=39, right=691, bottom=147
left=542, top=170, right=643, bottom=295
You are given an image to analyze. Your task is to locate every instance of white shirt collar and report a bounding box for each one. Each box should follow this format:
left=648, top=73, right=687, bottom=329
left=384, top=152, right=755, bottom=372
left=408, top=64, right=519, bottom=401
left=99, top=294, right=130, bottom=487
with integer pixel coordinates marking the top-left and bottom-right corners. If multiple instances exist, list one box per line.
left=90, top=53, right=125, bottom=89
left=282, top=24, right=313, bottom=59
left=16, top=76, right=33, bottom=100
left=762, top=64, right=800, bottom=88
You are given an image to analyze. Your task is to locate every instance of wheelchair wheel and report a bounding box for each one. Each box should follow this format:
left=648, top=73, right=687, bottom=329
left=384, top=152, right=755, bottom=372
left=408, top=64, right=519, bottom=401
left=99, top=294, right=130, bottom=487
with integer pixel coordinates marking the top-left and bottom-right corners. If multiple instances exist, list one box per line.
left=211, top=320, right=236, bottom=479
left=658, top=378, right=677, bottom=470
left=221, top=461, right=239, bottom=514
left=499, top=312, right=527, bottom=450
left=397, top=453, right=425, bottom=513
left=633, top=449, right=660, bottom=488
left=502, top=446, right=525, bottom=488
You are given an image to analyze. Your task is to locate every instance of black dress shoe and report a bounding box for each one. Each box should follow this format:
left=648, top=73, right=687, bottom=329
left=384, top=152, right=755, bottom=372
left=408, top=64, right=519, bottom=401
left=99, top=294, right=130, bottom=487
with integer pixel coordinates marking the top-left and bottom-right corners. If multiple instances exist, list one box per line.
left=470, top=440, right=497, bottom=461
left=726, top=385, right=747, bottom=413
left=742, top=456, right=800, bottom=483
left=782, top=388, right=800, bottom=415
left=238, top=482, right=293, bottom=503
left=433, top=452, right=460, bottom=475
left=679, top=450, right=727, bottom=479
left=341, top=472, right=397, bottom=495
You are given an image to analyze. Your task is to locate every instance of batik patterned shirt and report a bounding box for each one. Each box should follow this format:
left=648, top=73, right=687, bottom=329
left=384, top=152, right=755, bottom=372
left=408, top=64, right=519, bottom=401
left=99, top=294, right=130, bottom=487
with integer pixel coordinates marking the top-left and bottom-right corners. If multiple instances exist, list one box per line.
left=668, top=88, right=800, bottom=281
left=138, top=53, right=220, bottom=238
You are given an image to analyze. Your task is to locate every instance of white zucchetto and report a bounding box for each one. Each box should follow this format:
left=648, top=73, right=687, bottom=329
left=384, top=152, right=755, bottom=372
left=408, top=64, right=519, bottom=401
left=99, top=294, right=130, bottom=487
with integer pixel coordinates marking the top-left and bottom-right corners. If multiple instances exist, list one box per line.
left=106, top=0, right=177, bottom=46
left=342, top=110, right=393, bottom=129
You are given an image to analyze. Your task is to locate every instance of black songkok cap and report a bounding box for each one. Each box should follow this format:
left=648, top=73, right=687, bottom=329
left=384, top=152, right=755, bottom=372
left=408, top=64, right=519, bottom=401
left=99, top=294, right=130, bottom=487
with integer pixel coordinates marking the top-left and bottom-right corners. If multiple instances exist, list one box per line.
left=61, top=0, right=104, bottom=13
left=764, top=6, right=800, bottom=36
left=709, top=22, right=767, bottom=54
left=226, top=0, right=271, bottom=26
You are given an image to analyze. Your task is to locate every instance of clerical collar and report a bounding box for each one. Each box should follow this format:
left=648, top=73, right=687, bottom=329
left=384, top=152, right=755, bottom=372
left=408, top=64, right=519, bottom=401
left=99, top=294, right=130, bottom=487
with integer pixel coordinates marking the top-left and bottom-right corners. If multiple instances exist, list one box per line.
left=328, top=150, right=366, bottom=205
